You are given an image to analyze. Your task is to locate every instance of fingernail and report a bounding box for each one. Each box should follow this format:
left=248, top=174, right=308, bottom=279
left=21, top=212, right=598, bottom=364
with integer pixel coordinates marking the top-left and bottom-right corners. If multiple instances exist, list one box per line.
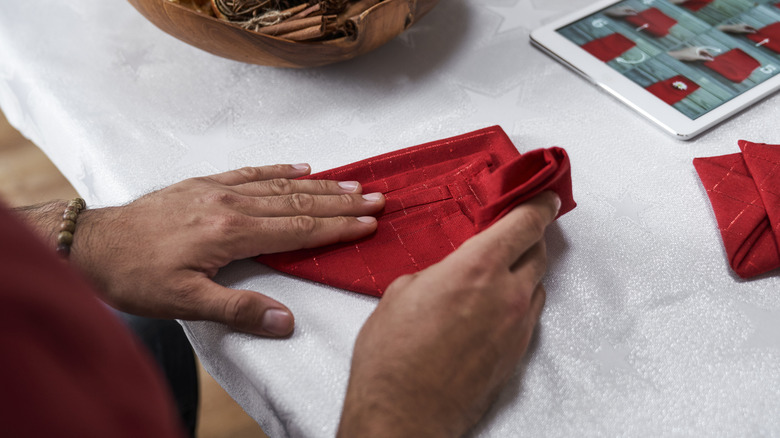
left=262, top=309, right=293, bottom=336
left=553, top=193, right=562, bottom=215
left=291, top=163, right=309, bottom=171
left=338, top=181, right=359, bottom=192
left=356, top=216, right=377, bottom=224
left=362, top=192, right=383, bottom=202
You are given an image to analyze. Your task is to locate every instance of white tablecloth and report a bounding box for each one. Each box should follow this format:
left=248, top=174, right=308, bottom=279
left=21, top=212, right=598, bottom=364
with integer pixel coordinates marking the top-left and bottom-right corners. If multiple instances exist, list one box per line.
left=2, top=1, right=779, bottom=436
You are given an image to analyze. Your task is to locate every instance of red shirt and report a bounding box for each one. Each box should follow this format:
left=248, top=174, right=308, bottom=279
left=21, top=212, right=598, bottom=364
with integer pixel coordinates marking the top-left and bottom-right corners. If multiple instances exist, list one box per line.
left=0, top=205, right=185, bottom=437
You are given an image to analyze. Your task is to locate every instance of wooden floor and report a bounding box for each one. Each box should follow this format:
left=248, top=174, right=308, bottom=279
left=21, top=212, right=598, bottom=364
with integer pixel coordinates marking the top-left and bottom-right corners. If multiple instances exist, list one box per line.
left=0, top=111, right=268, bottom=438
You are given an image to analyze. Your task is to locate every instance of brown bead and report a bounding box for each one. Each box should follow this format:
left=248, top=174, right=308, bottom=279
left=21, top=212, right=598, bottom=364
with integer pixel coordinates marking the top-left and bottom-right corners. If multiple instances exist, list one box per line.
left=59, top=220, right=76, bottom=233
left=56, top=244, right=71, bottom=257
left=62, top=210, right=78, bottom=222
left=57, top=231, right=74, bottom=246
left=75, top=198, right=86, bottom=209
left=67, top=200, right=82, bottom=210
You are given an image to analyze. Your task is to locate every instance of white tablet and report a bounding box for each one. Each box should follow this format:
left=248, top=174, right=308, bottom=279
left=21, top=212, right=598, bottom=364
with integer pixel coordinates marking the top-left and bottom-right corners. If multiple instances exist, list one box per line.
left=530, top=0, right=780, bottom=140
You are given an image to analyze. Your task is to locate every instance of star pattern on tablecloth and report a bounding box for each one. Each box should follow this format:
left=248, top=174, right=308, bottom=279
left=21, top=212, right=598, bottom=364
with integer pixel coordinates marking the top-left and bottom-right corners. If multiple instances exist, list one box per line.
left=117, top=46, right=153, bottom=77
left=77, top=162, right=97, bottom=202
left=592, top=340, right=636, bottom=375
left=174, top=108, right=249, bottom=171
left=463, top=84, right=534, bottom=134
left=605, top=192, right=651, bottom=227
left=735, top=301, right=780, bottom=350
left=485, top=0, right=560, bottom=34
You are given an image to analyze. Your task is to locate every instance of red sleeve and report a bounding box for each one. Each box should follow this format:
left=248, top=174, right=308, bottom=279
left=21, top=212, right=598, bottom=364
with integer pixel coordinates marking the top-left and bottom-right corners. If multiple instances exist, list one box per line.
left=0, top=205, right=185, bottom=438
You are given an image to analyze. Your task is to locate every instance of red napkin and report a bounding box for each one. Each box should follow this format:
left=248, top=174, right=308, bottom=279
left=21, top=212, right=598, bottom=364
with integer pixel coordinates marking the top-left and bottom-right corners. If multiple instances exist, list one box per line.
left=679, top=0, right=713, bottom=11
left=582, top=33, right=636, bottom=62
left=704, top=48, right=760, bottom=82
left=256, top=126, right=576, bottom=297
left=747, top=22, right=780, bottom=54
left=645, top=75, right=699, bottom=105
left=693, top=141, right=780, bottom=278
left=625, top=8, right=677, bottom=38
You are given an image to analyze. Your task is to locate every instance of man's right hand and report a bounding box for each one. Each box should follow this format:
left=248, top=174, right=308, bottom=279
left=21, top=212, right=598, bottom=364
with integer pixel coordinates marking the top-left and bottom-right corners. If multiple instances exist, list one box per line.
left=338, top=191, right=561, bottom=437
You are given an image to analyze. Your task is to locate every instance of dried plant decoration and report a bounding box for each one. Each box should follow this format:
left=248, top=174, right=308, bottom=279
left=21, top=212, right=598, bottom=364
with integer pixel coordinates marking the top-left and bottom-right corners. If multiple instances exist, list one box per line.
left=137, top=0, right=439, bottom=67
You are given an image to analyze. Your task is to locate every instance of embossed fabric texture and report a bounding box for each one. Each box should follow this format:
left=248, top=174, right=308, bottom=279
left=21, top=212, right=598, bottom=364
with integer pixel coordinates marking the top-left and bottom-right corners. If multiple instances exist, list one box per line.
left=624, top=8, right=677, bottom=38
left=704, top=49, right=760, bottom=83
left=747, top=23, right=780, bottom=54
left=645, top=75, right=699, bottom=105
left=581, top=33, right=636, bottom=62
left=256, top=126, right=576, bottom=297
left=693, top=141, right=780, bottom=278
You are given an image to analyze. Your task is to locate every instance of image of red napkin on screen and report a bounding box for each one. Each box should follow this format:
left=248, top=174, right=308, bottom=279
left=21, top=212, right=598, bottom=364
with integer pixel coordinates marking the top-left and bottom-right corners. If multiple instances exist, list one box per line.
left=704, top=48, right=760, bottom=82
left=256, top=126, right=576, bottom=297
left=747, top=22, right=780, bottom=54
left=678, top=0, right=713, bottom=11
left=645, top=75, right=699, bottom=105
left=581, top=33, right=636, bottom=62
left=693, top=141, right=780, bottom=278
left=625, top=8, right=677, bottom=38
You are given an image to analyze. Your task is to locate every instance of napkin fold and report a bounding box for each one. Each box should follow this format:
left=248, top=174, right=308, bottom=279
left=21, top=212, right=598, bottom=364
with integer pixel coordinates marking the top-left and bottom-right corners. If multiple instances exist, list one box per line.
left=747, top=23, right=780, bottom=54
left=625, top=8, right=677, bottom=38
left=646, top=75, right=699, bottom=105
left=257, top=126, right=576, bottom=296
left=582, top=33, right=636, bottom=62
left=704, top=48, right=760, bottom=83
left=679, top=0, right=713, bottom=11
left=693, top=140, right=780, bottom=278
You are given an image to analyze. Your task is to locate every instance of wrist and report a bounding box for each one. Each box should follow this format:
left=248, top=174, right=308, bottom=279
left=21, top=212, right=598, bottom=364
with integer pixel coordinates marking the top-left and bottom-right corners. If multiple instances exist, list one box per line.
left=13, top=200, right=71, bottom=246
left=338, top=371, right=467, bottom=438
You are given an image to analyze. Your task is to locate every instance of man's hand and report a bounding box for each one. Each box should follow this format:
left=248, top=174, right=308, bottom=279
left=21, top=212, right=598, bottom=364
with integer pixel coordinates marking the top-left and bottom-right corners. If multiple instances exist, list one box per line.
left=668, top=46, right=715, bottom=62
left=70, top=164, right=385, bottom=337
left=338, top=192, right=560, bottom=437
left=717, top=23, right=758, bottom=34
left=604, top=6, right=638, bottom=17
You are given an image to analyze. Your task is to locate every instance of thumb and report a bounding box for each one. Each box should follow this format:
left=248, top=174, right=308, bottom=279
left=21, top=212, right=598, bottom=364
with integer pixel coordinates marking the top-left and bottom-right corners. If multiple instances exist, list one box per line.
left=195, top=279, right=295, bottom=337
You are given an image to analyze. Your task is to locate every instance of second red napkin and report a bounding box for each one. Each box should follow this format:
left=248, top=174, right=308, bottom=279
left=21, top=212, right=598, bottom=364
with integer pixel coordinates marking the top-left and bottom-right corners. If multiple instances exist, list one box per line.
left=693, top=141, right=780, bottom=278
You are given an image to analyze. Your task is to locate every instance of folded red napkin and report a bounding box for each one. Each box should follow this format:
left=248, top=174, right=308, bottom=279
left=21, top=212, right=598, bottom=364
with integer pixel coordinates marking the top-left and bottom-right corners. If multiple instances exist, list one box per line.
left=704, top=48, right=760, bottom=83
left=679, top=0, right=713, bottom=11
left=747, top=22, right=780, bottom=54
left=625, top=8, right=677, bottom=38
left=645, top=75, right=699, bottom=105
left=582, top=33, right=636, bottom=62
left=693, top=140, right=780, bottom=278
left=257, top=126, right=576, bottom=297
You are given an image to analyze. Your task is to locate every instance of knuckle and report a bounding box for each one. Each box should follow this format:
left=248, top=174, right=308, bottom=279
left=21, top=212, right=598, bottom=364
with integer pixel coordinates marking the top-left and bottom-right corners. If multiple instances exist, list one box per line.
left=336, top=193, right=356, bottom=208
left=235, top=166, right=264, bottom=181
left=222, top=293, right=252, bottom=328
left=291, top=215, right=318, bottom=236
left=288, top=193, right=315, bottom=213
left=268, top=178, right=292, bottom=195
left=212, top=213, right=246, bottom=233
left=204, top=190, right=239, bottom=207
left=516, top=208, right=547, bottom=238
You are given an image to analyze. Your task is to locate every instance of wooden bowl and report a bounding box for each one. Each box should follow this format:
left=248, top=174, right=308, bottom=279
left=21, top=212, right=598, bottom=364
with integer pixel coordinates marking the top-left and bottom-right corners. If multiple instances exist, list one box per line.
left=127, top=0, right=439, bottom=67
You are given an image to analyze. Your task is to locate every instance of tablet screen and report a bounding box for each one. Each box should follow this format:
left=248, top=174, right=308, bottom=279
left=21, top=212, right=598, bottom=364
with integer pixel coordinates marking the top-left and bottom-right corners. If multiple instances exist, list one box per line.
left=557, top=0, right=780, bottom=120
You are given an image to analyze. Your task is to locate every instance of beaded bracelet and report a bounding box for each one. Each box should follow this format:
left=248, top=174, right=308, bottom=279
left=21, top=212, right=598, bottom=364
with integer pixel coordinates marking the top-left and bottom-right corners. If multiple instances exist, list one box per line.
left=55, top=197, right=86, bottom=258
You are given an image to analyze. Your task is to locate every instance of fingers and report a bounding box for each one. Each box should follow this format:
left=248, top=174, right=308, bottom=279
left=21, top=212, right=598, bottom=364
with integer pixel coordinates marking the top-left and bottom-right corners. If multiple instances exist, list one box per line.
left=248, top=215, right=379, bottom=254
left=193, top=279, right=295, bottom=337
left=457, top=191, right=560, bottom=269
left=205, top=164, right=312, bottom=186
left=234, top=178, right=366, bottom=197
left=239, top=192, right=385, bottom=218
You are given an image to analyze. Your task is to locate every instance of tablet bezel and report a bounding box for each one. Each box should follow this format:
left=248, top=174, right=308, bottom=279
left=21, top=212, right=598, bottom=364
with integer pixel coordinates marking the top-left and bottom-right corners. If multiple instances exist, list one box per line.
left=530, top=0, right=780, bottom=140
